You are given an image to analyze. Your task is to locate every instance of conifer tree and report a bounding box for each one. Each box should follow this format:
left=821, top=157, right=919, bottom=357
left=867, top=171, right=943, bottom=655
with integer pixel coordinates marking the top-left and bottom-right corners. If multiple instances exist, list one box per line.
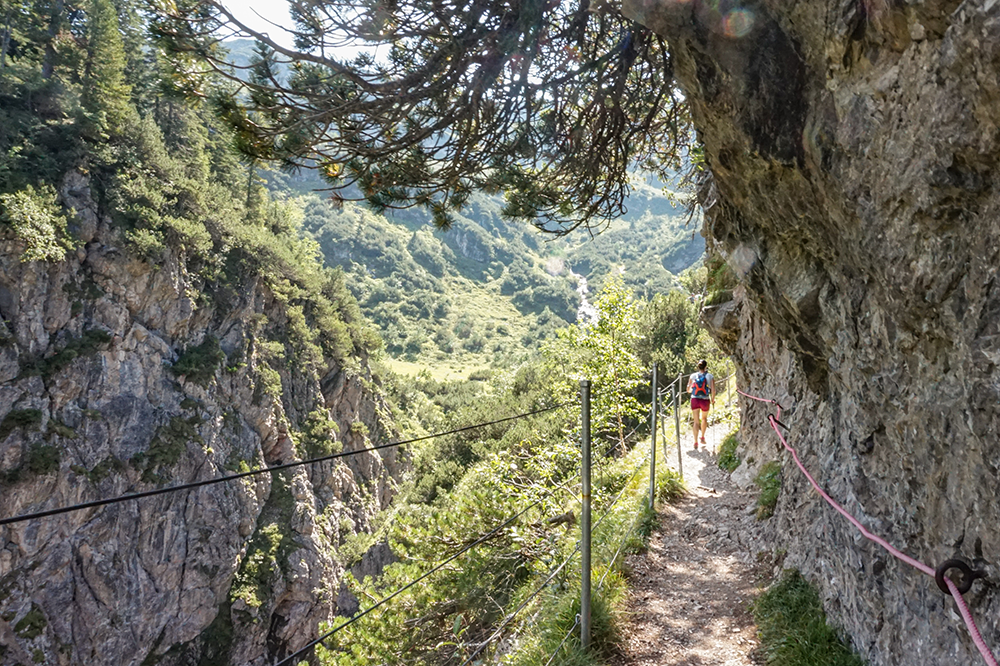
left=81, top=0, right=133, bottom=139
left=153, top=0, right=691, bottom=233
left=112, top=0, right=158, bottom=111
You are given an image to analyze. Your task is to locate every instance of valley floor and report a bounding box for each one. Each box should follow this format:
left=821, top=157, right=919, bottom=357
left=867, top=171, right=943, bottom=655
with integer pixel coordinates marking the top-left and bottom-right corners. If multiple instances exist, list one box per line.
left=613, top=423, right=765, bottom=666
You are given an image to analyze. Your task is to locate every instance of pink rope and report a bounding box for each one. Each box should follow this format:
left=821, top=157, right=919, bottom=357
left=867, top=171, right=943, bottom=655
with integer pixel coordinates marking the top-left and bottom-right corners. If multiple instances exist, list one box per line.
left=946, top=577, right=999, bottom=666
left=738, top=388, right=997, bottom=665
left=766, top=415, right=934, bottom=577
left=736, top=389, right=782, bottom=420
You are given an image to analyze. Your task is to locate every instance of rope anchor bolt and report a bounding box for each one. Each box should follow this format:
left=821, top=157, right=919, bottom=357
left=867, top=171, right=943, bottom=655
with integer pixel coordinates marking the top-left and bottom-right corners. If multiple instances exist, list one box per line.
left=935, top=559, right=987, bottom=595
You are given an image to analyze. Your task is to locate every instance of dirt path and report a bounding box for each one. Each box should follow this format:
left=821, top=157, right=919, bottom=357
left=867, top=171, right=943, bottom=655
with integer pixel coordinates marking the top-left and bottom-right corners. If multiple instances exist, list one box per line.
left=613, top=422, right=764, bottom=666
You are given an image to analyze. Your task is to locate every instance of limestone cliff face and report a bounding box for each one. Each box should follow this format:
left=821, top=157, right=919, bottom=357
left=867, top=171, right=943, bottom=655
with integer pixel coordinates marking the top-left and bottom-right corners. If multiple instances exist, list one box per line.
left=624, top=0, right=1000, bottom=663
left=0, top=173, right=403, bottom=665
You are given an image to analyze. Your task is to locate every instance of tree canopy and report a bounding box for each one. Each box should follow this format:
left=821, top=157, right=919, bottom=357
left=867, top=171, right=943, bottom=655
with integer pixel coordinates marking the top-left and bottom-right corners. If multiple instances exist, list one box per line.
left=152, top=0, right=692, bottom=232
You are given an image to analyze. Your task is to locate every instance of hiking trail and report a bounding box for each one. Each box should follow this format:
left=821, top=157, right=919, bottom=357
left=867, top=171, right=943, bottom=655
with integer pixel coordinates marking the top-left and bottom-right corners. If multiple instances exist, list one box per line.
left=613, top=422, right=766, bottom=666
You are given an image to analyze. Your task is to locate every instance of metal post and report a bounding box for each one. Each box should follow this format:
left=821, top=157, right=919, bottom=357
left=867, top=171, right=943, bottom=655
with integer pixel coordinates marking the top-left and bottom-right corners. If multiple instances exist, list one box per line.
left=674, top=374, right=682, bottom=480
left=649, top=363, right=658, bottom=507
left=580, top=380, right=592, bottom=651
left=661, top=380, right=670, bottom=463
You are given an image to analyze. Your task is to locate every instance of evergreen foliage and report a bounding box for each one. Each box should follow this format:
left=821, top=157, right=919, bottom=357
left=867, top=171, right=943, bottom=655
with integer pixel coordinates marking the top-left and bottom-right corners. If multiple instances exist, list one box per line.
left=0, top=7, right=733, bottom=666
left=153, top=1, right=693, bottom=232
left=0, top=183, right=69, bottom=261
left=80, top=0, right=133, bottom=140
left=0, top=1, right=380, bottom=386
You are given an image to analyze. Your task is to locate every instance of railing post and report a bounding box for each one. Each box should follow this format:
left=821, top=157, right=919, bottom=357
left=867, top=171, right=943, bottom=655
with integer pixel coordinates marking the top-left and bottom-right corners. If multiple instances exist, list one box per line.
left=675, top=374, right=682, bottom=480
left=580, top=379, right=591, bottom=651
left=649, top=363, right=657, bottom=508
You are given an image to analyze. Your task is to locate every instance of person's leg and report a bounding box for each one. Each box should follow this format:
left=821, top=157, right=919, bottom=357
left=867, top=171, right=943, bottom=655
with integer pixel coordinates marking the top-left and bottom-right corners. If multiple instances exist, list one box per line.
left=691, top=408, right=701, bottom=447
left=699, top=408, right=709, bottom=443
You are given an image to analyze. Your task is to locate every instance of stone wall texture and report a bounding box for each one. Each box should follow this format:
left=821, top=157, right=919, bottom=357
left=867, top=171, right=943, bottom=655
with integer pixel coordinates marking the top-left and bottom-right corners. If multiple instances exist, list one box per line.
left=623, top=0, right=1000, bottom=663
left=0, top=173, right=403, bottom=666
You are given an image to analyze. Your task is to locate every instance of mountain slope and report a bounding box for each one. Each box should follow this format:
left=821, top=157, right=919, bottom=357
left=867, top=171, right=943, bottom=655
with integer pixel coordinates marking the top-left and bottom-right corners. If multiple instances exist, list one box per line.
left=278, top=171, right=705, bottom=373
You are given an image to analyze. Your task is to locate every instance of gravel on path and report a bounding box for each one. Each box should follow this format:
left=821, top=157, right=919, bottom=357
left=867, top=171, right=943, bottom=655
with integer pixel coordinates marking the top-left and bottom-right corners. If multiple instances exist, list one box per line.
left=613, top=422, right=766, bottom=666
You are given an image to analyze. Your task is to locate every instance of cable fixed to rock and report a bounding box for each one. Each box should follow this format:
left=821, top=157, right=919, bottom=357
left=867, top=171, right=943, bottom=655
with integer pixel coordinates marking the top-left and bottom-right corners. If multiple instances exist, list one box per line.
left=738, top=388, right=997, bottom=666
left=0, top=402, right=573, bottom=528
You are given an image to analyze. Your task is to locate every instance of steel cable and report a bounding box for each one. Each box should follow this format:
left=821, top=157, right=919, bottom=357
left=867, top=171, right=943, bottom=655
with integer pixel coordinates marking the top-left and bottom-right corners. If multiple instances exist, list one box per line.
left=458, top=544, right=582, bottom=666
left=274, top=495, right=550, bottom=666
left=0, top=402, right=574, bottom=527
left=542, top=615, right=581, bottom=666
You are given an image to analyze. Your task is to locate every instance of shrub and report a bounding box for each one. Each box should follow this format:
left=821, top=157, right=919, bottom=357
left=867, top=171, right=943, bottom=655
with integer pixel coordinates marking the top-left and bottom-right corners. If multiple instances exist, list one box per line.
left=24, top=444, right=61, bottom=476
left=300, top=408, right=342, bottom=458
left=717, top=431, right=741, bottom=473
left=753, top=569, right=866, bottom=666
left=171, top=336, right=225, bottom=386
left=754, top=460, right=782, bottom=519
left=21, top=329, right=112, bottom=379
left=2, top=442, right=61, bottom=483
left=0, top=409, right=43, bottom=439
left=131, top=416, right=201, bottom=483
left=0, top=185, right=70, bottom=262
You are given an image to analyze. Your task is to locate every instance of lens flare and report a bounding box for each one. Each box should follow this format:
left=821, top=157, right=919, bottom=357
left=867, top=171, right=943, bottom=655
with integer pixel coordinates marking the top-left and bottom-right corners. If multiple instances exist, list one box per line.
left=722, top=8, right=755, bottom=38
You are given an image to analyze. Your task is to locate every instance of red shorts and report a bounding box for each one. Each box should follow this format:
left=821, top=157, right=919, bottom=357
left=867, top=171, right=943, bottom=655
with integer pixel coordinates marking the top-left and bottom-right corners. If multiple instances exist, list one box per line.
left=691, top=397, right=711, bottom=412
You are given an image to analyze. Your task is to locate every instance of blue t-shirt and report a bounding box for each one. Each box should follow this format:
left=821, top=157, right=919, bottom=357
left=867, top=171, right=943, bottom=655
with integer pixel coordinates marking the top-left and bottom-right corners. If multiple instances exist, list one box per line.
left=690, top=372, right=713, bottom=399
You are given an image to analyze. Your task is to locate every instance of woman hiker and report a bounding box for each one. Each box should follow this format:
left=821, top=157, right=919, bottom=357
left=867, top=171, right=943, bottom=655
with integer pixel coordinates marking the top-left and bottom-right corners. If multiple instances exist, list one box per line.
left=688, top=359, right=715, bottom=449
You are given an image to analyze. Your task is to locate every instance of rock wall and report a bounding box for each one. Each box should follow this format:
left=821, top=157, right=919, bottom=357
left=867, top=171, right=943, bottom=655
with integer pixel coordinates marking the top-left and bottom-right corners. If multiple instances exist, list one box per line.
left=624, top=0, right=1000, bottom=663
left=0, top=173, right=403, bottom=665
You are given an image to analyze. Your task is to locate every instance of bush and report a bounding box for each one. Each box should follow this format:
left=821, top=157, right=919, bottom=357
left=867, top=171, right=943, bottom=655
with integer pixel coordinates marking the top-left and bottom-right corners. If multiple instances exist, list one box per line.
left=20, top=329, right=112, bottom=379
left=171, top=336, right=225, bottom=386
left=753, top=569, right=866, bottom=666
left=24, top=444, right=61, bottom=476
left=0, top=409, right=43, bottom=440
left=0, top=184, right=70, bottom=262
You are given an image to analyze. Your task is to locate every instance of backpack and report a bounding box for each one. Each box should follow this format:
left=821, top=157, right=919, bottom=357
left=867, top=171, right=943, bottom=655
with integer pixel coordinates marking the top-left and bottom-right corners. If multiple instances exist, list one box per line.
left=691, top=373, right=710, bottom=399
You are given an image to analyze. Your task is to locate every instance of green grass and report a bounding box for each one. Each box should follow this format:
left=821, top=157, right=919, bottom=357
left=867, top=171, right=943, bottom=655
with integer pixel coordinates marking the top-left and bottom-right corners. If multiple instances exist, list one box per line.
left=718, top=431, right=740, bottom=472
left=381, top=357, right=477, bottom=382
left=656, top=465, right=686, bottom=503
left=753, top=569, right=866, bottom=666
left=754, top=461, right=782, bottom=519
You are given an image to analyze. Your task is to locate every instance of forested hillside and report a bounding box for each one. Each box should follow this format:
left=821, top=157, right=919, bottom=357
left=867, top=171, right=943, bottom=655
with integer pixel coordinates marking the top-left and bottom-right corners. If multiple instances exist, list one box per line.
left=0, top=4, right=400, bottom=665
left=261, top=158, right=704, bottom=374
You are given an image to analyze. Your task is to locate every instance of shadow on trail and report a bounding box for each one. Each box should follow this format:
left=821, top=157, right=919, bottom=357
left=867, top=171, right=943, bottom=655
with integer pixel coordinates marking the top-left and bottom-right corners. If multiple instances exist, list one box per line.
left=615, top=422, right=761, bottom=666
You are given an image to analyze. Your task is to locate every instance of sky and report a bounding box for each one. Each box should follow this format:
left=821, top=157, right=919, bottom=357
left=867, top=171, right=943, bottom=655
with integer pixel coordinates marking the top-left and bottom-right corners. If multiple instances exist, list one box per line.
left=224, top=1, right=296, bottom=48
